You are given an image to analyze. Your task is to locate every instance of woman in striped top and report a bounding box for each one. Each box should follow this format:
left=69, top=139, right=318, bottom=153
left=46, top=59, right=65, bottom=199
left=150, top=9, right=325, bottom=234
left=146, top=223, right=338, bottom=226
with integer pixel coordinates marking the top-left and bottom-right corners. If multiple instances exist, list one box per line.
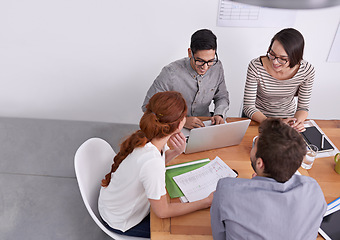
left=243, top=28, right=315, bottom=132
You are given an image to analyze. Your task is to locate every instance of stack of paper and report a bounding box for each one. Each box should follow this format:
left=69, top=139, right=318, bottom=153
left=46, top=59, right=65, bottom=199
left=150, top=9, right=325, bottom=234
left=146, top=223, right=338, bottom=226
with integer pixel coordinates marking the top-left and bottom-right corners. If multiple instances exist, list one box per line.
left=172, top=156, right=237, bottom=202
left=165, top=158, right=210, bottom=199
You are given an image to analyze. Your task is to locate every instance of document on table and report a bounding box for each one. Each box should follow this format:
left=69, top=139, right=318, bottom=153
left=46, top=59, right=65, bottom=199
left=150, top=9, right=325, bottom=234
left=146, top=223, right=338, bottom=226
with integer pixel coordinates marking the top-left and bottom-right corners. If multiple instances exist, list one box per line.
left=173, top=156, right=237, bottom=202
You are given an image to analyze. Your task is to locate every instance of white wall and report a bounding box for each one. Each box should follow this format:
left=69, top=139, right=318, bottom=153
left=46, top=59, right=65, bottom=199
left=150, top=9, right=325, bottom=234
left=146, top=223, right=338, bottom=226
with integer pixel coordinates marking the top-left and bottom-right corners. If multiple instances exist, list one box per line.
left=1, top=0, right=339, bottom=124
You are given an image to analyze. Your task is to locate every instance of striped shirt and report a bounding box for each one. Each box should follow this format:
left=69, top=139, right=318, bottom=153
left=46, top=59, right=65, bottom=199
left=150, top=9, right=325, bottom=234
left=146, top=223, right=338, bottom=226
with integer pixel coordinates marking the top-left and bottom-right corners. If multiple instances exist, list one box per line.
left=243, top=57, right=315, bottom=118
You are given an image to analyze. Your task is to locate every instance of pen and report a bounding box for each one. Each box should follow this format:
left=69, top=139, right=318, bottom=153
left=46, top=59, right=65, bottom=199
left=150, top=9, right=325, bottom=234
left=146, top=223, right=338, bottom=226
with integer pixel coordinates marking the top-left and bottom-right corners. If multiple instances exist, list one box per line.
left=321, top=134, right=325, bottom=150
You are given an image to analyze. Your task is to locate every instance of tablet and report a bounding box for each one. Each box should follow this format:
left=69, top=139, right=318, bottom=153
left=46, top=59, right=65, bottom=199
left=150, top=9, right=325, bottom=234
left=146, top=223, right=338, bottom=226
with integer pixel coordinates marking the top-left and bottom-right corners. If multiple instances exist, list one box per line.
left=301, top=126, right=334, bottom=152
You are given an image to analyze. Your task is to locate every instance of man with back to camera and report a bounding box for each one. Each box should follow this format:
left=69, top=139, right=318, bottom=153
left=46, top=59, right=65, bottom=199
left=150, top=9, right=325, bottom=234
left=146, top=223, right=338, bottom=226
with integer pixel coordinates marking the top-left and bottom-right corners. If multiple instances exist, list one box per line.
left=141, top=29, right=230, bottom=129
left=210, top=118, right=327, bottom=240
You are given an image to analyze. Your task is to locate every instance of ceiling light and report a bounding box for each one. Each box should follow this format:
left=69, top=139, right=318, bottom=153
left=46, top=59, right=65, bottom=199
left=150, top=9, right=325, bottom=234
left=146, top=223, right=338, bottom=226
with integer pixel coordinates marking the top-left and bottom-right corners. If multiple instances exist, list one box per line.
left=230, top=0, right=340, bottom=9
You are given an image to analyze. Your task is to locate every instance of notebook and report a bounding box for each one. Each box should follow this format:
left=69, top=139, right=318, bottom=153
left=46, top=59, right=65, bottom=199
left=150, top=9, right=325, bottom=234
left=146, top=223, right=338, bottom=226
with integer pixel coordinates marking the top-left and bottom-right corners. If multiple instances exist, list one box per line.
left=182, top=119, right=251, bottom=154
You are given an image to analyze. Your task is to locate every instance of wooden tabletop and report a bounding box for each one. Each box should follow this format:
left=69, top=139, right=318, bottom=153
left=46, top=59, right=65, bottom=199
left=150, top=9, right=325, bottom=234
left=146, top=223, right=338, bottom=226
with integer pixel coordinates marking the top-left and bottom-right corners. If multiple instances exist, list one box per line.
left=150, top=118, right=340, bottom=240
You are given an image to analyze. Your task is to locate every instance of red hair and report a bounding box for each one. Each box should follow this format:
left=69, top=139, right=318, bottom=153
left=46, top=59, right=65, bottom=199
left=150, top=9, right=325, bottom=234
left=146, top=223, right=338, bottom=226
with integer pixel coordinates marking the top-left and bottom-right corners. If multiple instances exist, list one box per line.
left=101, top=91, right=187, bottom=187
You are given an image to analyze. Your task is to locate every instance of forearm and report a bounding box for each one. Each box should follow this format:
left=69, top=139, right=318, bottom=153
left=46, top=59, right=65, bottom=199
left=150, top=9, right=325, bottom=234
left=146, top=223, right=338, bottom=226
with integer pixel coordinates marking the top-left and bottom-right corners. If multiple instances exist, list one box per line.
left=214, top=103, right=229, bottom=118
left=250, top=111, right=267, bottom=123
left=213, top=82, right=230, bottom=118
left=165, top=150, right=181, bottom=164
left=294, top=110, right=308, bottom=122
left=151, top=196, right=211, bottom=219
left=162, top=200, right=210, bottom=218
left=213, top=90, right=229, bottom=118
left=243, top=92, right=259, bottom=120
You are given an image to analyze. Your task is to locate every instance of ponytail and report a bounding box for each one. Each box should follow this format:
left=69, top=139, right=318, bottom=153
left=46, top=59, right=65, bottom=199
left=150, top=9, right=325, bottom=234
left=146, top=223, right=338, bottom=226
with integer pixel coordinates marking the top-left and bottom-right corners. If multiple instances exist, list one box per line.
left=101, top=130, right=147, bottom=187
left=101, top=91, right=187, bottom=187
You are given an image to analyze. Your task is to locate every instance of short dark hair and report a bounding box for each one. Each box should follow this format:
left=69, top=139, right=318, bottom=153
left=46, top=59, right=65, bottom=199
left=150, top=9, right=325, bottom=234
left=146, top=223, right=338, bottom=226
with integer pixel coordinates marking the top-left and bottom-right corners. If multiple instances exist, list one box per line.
left=190, top=29, right=217, bottom=54
left=256, top=118, right=307, bottom=183
left=268, top=28, right=304, bottom=68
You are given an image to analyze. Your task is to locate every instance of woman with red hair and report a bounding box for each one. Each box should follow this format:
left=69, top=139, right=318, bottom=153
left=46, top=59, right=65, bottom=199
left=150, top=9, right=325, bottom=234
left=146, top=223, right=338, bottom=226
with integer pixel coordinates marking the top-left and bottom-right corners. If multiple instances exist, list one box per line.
left=98, top=91, right=213, bottom=238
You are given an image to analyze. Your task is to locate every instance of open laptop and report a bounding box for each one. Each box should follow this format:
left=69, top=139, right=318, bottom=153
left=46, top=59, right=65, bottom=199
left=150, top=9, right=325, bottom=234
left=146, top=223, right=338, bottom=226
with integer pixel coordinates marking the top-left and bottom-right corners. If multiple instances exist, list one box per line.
left=182, top=119, right=251, bottom=154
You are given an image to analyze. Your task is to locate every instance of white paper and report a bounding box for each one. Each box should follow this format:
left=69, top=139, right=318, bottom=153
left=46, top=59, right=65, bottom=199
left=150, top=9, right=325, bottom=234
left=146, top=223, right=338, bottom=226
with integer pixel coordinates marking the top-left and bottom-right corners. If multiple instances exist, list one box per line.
left=217, top=0, right=296, bottom=28
left=173, top=156, right=237, bottom=202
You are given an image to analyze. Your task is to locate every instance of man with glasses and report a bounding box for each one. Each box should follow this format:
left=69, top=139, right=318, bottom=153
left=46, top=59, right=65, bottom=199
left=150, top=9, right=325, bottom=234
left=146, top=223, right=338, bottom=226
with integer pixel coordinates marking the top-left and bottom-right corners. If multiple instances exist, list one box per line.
left=142, top=29, right=229, bottom=129
left=210, top=118, right=326, bottom=240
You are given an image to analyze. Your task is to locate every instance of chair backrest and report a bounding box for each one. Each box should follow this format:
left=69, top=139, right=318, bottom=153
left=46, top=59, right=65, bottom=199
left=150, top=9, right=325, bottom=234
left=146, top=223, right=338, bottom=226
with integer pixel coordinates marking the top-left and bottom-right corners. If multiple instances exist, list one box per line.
left=74, top=138, right=146, bottom=240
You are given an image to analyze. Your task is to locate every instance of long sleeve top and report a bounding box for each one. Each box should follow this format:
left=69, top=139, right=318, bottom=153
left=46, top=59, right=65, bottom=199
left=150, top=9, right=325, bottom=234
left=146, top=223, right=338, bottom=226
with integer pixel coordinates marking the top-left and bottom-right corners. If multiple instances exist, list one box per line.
left=243, top=57, right=315, bottom=118
left=142, top=58, right=230, bottom=118
left=210, top=175, right=326, bottom=240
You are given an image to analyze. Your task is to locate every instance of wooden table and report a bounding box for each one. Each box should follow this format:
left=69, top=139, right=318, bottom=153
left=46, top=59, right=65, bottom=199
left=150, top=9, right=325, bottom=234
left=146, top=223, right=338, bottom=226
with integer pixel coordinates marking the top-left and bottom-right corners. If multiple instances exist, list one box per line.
left=150, top=118, right=340, bottom=240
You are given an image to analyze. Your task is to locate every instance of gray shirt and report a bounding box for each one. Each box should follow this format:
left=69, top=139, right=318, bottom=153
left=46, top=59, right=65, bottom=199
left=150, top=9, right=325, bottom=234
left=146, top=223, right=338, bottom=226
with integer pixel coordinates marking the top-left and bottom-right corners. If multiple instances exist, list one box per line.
left=142, top=58, right=230, bottom=118
left=210, top=175, right=327, bottom=240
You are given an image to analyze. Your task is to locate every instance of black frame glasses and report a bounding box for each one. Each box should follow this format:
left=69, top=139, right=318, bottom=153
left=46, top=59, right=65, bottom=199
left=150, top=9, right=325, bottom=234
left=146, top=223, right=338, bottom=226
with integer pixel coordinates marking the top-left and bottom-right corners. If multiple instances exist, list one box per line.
left=252, top=136, right=258, bottom=148
left=266, top=51, right=288, bottom=65
left=192, top=52, right=219, bottom=67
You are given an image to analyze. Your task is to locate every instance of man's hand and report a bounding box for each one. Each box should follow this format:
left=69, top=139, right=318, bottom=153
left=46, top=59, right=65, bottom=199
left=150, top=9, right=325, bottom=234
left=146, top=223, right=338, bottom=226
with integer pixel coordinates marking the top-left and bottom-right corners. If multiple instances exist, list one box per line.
left=211, top=115, right=225, bottom=125
left=184, top=116, right=205, bottom=129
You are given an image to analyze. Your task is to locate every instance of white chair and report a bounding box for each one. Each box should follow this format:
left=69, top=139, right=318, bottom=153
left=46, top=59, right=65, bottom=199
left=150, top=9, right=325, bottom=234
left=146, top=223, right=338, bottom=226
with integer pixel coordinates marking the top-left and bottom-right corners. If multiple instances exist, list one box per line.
left=74, top=137, right=147, bottom=240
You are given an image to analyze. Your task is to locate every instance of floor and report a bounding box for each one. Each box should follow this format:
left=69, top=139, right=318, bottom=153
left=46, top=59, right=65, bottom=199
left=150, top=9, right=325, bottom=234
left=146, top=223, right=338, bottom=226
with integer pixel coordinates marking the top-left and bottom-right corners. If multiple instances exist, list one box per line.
left=0, top=117, right=139, bottom=240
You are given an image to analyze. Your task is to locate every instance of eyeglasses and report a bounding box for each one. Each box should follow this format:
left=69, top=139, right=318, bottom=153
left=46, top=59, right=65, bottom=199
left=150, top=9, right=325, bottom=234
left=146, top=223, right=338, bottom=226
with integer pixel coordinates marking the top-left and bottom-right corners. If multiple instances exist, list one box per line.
left=192, top=53, right=219, bottom=67
left=267, top=51, right=288, bottom=65
left=252, top=136, right=258, bottom=148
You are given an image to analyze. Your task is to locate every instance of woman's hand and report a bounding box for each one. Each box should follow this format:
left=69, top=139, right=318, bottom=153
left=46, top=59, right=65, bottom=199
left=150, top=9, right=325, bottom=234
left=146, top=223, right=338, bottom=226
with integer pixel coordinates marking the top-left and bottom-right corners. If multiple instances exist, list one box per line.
left=282, top=117, right=306, bottom=132
left=204, top=191, right=214, bottom=208
left=168, top=132, right=186, bottom=155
